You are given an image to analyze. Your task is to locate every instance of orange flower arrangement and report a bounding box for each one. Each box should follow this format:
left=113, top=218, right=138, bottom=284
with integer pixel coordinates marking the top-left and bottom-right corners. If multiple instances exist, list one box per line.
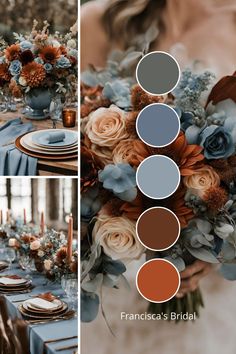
left=5, top=44, right=20, bottom=61
left=21, top=62, right=46, bottom=87
left=39, top=46, right=61, bottom=64
left=9, top=79, right=22, bottom=98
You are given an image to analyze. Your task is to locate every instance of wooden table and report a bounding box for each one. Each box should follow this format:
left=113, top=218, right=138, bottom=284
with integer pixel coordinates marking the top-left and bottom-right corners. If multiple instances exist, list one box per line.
left=0, top=108, right=78, bottom=176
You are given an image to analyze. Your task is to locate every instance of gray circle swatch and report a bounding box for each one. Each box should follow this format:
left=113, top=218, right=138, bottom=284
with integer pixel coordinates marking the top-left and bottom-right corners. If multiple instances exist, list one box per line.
left=136, top=51, right=180, bottom=95
left=136, top=155, right=180, bottom=199
left=136, top=103, right=180, bottom=147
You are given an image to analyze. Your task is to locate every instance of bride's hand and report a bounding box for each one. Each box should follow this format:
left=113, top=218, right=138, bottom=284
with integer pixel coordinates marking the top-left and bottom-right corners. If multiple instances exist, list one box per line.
left=176, top=260, right=212, bottom=298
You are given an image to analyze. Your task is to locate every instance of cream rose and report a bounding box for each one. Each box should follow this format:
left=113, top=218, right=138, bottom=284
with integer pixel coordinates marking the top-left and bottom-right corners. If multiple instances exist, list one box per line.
left=92, top=216, right=145, bottom=263
left=38, top=250, right=45, bottom=257
left=19, top=76, right=27, bottom=86
left=30, top=240, right=41, bottom=251
left=85, top=105, right=129, bottom=148
left=183, top=166, right=220, bottom=197
left=8, top=238, right=16, bottom=247
left=112, top=139, right=149, bottom=167
left=44, top=259, right=52, bottom=271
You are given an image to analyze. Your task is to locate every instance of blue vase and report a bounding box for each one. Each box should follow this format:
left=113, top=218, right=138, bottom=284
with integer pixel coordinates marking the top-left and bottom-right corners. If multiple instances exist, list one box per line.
left=25, top=87, right=52, bottom=120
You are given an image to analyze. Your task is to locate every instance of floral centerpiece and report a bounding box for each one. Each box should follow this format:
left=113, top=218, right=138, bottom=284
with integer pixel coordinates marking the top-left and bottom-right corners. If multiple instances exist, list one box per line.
left=0, top=20, right=77, bottom=116
left=81, top=37, right=236, bottom=324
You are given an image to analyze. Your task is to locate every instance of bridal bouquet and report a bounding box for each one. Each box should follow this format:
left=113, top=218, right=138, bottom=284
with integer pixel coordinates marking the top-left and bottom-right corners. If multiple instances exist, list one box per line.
left=0, top=20, right=77, bottom=98
left=81, top=40, right=236, bottom=323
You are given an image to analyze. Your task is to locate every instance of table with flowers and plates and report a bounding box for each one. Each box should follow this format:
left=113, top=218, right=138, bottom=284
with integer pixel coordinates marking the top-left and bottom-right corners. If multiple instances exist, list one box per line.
left=1, top=264, right=78, bottom=354
left=0, top=110, right=78, bottom=176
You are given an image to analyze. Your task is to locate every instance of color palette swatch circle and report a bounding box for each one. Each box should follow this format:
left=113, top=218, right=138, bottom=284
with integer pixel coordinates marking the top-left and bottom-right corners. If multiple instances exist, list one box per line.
left=136, top=51, right=180, bottom=95
left=136, top=259, right=180, bottom=303
left=136, top=103, right=180, bottom=147
left=136, top=207, right=180, bottom=251
left=136, top=155, right=180, bottom=199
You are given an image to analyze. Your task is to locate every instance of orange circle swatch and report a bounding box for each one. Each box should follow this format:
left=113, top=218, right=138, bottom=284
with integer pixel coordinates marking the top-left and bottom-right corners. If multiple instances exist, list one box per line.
left=136, top=259, right=180, bottom=303
left=136, top=207, right=180, bottom=251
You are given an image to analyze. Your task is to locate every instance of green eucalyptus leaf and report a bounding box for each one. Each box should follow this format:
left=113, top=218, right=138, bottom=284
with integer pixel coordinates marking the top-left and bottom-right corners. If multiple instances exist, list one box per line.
left=81, top=290, right=100, bottom=322
left=186, top=246, right=219, bottom=263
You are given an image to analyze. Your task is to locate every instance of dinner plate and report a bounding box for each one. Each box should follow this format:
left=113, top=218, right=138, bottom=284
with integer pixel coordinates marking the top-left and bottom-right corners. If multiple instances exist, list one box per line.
left=15, top=136, right=78, bottom=160
left=0, top=277, right=29, bottom=286
left=23, top=301, right=67, bottom=316
left=18, top=304, right=68, bottom=319
left=25, top=298, right=62, bottom=311
left=20, top=138, right=78, bottom=155
left=22, top=132, right=78, bottom=151
left=32, top=130, right=78, bottom=147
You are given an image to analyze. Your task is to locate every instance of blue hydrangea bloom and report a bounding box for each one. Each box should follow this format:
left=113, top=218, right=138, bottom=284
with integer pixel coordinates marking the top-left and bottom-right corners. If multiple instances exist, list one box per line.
left=9, top=60, right=22, bottom=76
left=56, top=56, right=71, bottom=69
left=44, top=63, right=53, bottom=73
left=99, top=164, right=137, bottom=202
left=20, top=40, right=33, bottom=51
left=69, top=49, right=78, bottom=59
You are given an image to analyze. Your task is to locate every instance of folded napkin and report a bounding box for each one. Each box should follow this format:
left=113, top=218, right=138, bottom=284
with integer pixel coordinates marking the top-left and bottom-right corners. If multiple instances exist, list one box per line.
left=36, top=292, right=57, bottom=302
left=26, top=298, right=59, bottom=310
left=47, top=131, right=65, bottom=143
left=0, top=276, right=26, bottom=285
left=0, top=262, right=9, bottom=271
left=0, top=118, right=37, bottom=176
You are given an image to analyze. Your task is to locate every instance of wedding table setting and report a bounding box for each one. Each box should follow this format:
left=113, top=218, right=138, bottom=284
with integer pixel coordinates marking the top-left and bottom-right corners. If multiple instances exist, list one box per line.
left=0, top=21, right=78, bottom=176
left=0, top=209, right=78, bottom=354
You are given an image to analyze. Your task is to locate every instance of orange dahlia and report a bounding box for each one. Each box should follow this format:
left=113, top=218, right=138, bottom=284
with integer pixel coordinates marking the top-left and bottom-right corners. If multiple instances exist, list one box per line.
left=148, top=131, right=204, bottom=176
left=5, top=44, right=20, bottom=61
left=39, top=46, right=61, bottom=64
left=21, top=62, right=46, bottom=87
left=0, top=63, right=10, bottom=82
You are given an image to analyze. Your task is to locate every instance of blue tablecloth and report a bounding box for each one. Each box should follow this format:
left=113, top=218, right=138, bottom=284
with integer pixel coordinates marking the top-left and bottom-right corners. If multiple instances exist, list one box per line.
left=3, top=265, right=78, bottom=354
left=0, top=118, right=37, bottom=175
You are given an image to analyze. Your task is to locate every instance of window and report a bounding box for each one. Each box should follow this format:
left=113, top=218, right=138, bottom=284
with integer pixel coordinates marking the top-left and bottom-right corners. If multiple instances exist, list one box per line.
left=10, top=178, right=32, bottom=221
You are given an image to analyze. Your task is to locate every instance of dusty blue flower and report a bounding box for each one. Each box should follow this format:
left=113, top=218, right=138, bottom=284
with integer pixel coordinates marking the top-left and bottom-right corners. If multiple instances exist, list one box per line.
left=81, top=187, right=102, bottom=222
left=20, top=40, right=33, bottom=51
left=34, top=57, right=44, bottom=64
left=102, top=79, right=131, bottom=109
left=9, top=60, right=22, bottom=76
left=98, top=163, right=137, bottom=202
left=56, top=55, right=71, bottom=69
left=44, top=63, right=53, bottom=72
left=199, top=125, right=235, bottom=159
left=68, top=49, right=78, bottom=59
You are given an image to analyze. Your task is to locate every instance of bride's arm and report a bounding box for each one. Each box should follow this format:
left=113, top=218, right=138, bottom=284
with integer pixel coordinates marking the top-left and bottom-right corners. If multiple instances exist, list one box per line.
left=81, top=1, right=111, bottom=70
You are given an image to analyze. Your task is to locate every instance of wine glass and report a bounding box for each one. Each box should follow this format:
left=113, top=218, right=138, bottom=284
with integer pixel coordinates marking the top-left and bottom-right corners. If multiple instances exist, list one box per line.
left=5, top=248, right=16, bottom=269
left=50, top=96, right=64, bottom=129
left=19, top=254, right=31, bottom=273
left=65, top=278, right=78, bottom=311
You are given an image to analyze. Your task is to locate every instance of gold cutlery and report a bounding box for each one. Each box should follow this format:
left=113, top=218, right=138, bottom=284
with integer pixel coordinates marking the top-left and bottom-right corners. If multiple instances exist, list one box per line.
left=44, top=335, right=78, bottom=344
left=28, top=311, right=76, bottom=325
left=55, top=344, right=78, bottom=352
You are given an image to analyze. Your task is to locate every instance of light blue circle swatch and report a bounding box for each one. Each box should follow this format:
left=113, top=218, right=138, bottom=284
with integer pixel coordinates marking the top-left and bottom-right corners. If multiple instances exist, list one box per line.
left=136, top=155, right=180, bottom=199
left=136, top=51, right=180, bottom=95
left=136, top=103, right=180, bottom=147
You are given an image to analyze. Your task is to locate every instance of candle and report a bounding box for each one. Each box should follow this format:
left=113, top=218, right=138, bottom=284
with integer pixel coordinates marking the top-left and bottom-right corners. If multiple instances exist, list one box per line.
left=6, top=210, right=10, bottom=223
left=0, top=210, right=2, bottom=225
left=40, top=211, right=45, bottom=235
left=67, top=215, right=73, bottom=263
left=62, top=109, right=76, bottom=128
left=23, top=209, right=27, bottom=225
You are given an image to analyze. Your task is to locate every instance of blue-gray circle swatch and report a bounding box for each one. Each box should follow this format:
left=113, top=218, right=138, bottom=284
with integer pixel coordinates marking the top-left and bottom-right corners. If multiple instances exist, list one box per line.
left=136, top=103, right=180, bottom=147
left=136, top=51, right=180, bottom=95
left=136, top=155, right=180, bottom=199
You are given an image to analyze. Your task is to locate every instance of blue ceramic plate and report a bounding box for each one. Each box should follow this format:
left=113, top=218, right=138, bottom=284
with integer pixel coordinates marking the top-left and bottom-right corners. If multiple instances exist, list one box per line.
left=32, top=130, right=78, bottom=147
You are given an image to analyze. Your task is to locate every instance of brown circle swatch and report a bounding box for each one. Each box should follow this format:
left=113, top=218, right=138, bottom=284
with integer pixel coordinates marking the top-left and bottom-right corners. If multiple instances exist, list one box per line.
left=136, top=207, right=180, bottom=251
left=136, top=259, right=180, bottom=303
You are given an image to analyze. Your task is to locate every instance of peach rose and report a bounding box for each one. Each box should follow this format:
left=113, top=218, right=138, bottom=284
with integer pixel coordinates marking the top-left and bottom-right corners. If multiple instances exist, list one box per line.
left=44, top=259, right=53, bottom=271
left=92, top=216, right=145, bottom=263
left=112, top=139, right=150, bottom=167
left=30, top=240, right=41, bottom=251
left=84, top=105, right=129, bottom=148
left=183, top=166, right=220, bottom=198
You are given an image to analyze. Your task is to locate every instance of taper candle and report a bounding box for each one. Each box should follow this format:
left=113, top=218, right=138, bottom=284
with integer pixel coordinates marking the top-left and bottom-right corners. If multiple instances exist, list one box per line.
left=40, top=211, right=45, bottom=235
left=6, top=210, right=10, bottom=223
left=67, top=215, right=73, bottom=263
left=0, top=210, right=2, bottom=225
left=23, top=209, right=26, bottom=225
